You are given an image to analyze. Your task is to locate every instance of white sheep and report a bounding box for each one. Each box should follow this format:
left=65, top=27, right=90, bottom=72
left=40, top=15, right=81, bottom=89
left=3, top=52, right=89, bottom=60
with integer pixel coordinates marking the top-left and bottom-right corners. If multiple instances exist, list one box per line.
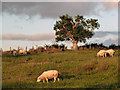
left=105, top=49, right=115, bottom=57
left=19, top=50, right=27, bottom=54
left=97, top=50, right=106, bottom=57
left=37, top=70, right=60, bottom=83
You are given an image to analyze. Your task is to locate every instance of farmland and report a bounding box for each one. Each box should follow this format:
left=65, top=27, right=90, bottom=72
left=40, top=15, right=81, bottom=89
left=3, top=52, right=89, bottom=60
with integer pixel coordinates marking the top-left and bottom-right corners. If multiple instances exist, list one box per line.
left=2, top=49, right=119, bottom=88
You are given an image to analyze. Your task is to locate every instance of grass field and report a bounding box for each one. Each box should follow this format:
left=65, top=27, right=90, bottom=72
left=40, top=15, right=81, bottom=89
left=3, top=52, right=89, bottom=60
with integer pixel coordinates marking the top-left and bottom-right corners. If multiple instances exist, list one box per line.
left=2, top=49, right=119, bottom=88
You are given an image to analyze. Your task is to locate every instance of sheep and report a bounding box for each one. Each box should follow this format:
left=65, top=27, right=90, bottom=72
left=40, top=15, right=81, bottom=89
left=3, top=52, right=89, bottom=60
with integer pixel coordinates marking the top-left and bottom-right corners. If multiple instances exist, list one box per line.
left=13, top=51, right=17, bottom=56
left=97, top=50, right=107, bottom=57
left=19, top=50, right=27, bottom=54
left=105, top=49, right=115, bottom=57
left=37, top=70, right=59, bottom=83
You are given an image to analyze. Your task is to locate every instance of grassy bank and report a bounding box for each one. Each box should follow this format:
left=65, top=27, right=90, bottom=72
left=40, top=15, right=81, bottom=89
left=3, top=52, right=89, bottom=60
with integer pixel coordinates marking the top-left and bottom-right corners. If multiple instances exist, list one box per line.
left=2, top=49, right=119, bottom=88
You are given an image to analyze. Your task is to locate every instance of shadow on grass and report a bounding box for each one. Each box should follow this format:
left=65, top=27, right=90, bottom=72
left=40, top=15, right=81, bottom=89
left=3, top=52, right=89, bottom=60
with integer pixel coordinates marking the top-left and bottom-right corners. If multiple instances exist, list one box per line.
left=60, top=75, right=75, bottom=80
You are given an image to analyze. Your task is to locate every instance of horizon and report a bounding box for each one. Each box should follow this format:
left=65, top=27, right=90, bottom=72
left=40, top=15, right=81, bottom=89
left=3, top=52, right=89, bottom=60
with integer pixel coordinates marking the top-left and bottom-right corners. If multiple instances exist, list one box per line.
left=1, top=31, right=118, bottom=51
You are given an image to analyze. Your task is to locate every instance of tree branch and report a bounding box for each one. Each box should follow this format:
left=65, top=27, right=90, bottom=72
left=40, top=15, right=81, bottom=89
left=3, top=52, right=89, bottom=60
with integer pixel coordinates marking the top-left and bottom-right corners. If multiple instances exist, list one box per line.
left=70, top=21, right=77, bottom=30
left=59, top=28, right=64, bottom=31
left=62, top=25, right=75, bottom=41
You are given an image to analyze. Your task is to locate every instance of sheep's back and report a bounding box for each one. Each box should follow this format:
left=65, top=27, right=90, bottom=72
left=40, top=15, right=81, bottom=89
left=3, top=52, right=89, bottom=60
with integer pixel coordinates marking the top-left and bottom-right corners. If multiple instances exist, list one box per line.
left=106, top=49, right=115, bottom=53
left=97, top=50, right=105, bottom=54
left=42, top=70, right=59, bottom=79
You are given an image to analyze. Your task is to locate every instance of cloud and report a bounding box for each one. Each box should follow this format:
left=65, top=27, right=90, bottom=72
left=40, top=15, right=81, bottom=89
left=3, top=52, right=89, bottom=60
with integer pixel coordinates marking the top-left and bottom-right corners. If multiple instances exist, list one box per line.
left=1, top=32, right=118, bottom=46
left=84, top=31, right=118, bottom=46
left=2, top=0, right=119, bottom=2
left=103, top=38, right=118, bottom=46
left=1, top=33, right=55, bottom=40
left=1, top=31, right=118, bottom=51
left=2, top=2, right=99, bottom=18
left=2, top=2, right=118, bottom=19
left=0, top=1, right=2, bottom=13
left=93, top=31, right=118, bottom=38
left=103, top=2, right=118, bottom=9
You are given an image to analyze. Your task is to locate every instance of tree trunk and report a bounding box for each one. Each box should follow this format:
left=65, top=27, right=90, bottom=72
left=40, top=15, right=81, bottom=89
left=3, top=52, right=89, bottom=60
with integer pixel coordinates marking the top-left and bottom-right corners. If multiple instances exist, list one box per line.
left=72, top=41, right=78, bottom=50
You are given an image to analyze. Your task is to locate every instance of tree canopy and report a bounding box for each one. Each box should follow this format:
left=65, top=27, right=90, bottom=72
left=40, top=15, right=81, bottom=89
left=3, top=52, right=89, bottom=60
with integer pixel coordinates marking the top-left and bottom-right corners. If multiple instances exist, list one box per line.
left=53, top=14, right=100, bottom=43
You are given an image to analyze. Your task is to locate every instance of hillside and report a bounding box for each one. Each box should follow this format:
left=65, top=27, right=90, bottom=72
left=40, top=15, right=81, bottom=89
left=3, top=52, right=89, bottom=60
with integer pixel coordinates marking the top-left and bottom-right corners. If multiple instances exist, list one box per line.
left=2, top=49, right=119, bottom=88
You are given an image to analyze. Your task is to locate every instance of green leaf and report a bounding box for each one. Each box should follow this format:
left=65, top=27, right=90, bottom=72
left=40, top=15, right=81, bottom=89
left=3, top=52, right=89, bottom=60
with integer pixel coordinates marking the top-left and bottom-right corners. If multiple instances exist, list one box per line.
left=53, top=14, right=100, bottom=43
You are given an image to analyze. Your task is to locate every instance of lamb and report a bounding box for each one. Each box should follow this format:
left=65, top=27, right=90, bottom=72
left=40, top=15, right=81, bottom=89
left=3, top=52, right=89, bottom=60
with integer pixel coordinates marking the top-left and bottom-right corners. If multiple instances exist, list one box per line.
left=97, top=50, right=107, bottom=57
left=37, top=70, right=60, bottom=83
left=105, top=49, right=115, bottom=57
left=19, top=50, right=27, bottom=54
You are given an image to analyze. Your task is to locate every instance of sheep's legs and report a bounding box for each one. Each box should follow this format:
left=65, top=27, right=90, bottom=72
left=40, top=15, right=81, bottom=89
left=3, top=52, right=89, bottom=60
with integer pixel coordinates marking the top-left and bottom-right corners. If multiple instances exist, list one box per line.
left=54, top=77, right=56, bottom=82
left=105, top=53, right=106, bottom=57
left=43, top=79, right=45, bottom=83
left=57, top=78, right=59, bottom=81
left=46, top=78, right=48, bottom=83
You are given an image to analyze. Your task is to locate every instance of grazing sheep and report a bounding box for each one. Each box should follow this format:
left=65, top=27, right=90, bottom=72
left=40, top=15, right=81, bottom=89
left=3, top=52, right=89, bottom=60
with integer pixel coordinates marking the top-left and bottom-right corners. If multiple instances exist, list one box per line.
left=97, top=50, right=106, bottom=57
left=105, top=49, right=115, bottom=57
left=19, top=50, right=27, bottom=54
left=13, top=51, right=17, bottom=56
left=37, top=70, right=59, bottom=83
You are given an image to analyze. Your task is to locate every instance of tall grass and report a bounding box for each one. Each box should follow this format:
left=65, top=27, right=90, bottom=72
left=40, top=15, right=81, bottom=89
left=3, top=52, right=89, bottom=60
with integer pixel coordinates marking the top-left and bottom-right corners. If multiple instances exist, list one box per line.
left=2, top=49, right=119, bottom=88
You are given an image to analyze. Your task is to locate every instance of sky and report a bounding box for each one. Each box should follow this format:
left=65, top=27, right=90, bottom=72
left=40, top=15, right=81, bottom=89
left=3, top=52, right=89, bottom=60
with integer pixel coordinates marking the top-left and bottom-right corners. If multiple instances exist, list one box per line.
left=0, top=0, right=119, bottom=50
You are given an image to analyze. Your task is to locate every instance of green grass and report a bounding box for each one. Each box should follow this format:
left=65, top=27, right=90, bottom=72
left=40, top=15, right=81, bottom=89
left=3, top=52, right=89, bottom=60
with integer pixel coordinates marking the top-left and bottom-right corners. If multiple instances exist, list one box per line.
left=2, top=49, right=119, bottom=88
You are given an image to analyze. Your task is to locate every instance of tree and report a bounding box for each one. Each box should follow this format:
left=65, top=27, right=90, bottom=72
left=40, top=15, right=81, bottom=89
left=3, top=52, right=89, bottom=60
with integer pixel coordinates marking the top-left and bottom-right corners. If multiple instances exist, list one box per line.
left=53, top=14, right=100, bottom=50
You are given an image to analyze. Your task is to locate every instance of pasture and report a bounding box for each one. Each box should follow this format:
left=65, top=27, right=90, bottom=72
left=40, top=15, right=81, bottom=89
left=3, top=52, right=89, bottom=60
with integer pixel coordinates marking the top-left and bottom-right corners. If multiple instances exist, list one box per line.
left=2, top=49, right=119, bottom=88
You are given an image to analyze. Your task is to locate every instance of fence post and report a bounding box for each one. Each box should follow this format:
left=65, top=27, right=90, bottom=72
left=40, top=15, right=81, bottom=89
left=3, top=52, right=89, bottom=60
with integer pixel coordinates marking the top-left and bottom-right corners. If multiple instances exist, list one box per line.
left=32, top=46, right=34, bottom=52
left=10, top=47, right=12, bottom=54
left=18, top=47, right=20, bottom=52
left=26, top=46, right=27, bottom=52
left=89, top=45, right=91, bottom=49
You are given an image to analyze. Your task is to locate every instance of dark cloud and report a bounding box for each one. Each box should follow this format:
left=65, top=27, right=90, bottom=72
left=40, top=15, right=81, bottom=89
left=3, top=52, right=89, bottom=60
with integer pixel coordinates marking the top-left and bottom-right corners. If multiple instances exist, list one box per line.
left=2, top=2, right=117, bottom=19
left=2, top=2, right=99, bottom=18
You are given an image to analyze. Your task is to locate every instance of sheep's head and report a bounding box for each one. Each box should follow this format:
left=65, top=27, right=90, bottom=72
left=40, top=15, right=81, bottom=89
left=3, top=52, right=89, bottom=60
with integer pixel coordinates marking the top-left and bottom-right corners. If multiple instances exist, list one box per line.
left=37, top=76, right=41, bottom=82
